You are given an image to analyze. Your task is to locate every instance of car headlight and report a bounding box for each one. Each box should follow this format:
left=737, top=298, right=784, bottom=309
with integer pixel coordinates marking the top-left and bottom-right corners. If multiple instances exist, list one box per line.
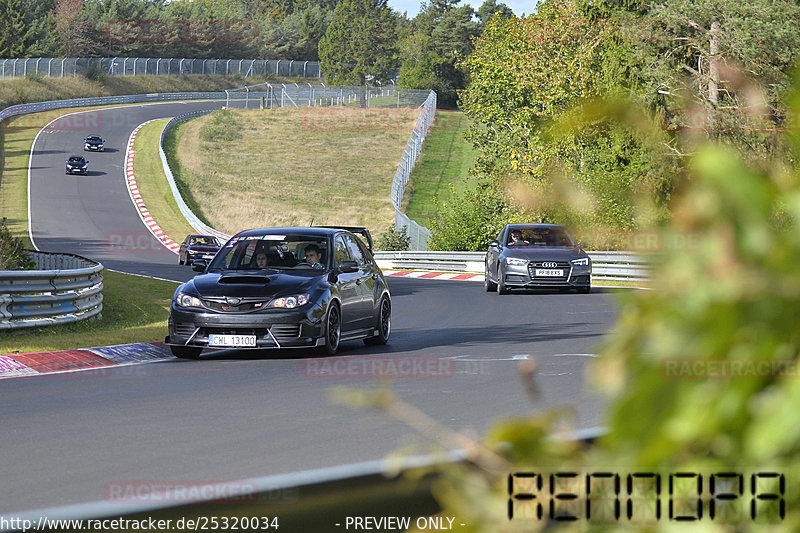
left=505, top=257, right=528, bottom=266
left=571, top=258, right=590, bottom=266
left=269, top=294, right=309, bottom=309
left=176, top=292, right=202, bottom=308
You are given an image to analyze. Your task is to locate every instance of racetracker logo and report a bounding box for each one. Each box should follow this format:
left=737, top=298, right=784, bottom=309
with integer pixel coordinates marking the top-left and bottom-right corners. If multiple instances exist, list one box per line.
left=662, top=357, right=800, bottom=380
left=104, top=19, right=259, bottom=44
left=303, top=356, right=455, bottom=379
left=104, top=231, right=169, bottom=254
left=104, top=481, right=261, bottom=504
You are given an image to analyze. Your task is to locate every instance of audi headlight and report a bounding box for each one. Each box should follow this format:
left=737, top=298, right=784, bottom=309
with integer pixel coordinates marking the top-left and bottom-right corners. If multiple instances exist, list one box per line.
left=571, top=258, right=589, bottom=267
left=269, top=294, right=309, bottom=309
left=176, top=292, right=202, bottom=308
left=505, top=257, right=528, bottom=266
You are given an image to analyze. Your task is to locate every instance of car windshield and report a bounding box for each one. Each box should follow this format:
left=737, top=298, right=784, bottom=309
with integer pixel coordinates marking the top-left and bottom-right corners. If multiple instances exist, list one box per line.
left=86, top=137, right=101, bottom=142
left=208, top=234, right=328, bottom=271
left=191, top=236, right=218, bottom=246
left=509, top=227, right=575, bottom=247
left=68, top=157, right=84, bottom=163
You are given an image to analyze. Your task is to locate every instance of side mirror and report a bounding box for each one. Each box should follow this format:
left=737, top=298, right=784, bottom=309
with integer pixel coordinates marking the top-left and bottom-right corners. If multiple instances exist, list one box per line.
left=191, top=259, right=207, bottom=272
left=339, top=260, right=359, bottom=273
left=488, top=240, right=499, bottom=249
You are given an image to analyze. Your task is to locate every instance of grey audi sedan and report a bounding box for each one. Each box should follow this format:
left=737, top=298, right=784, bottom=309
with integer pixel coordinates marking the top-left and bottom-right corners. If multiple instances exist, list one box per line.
left=485, top=224, right=591, bottom=294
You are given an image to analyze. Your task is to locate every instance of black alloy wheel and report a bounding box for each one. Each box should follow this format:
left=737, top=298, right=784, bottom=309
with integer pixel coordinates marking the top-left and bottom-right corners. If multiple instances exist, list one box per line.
left=322, top=303, right=341, bottom=355
left=364, top=297, right=391, bottom=346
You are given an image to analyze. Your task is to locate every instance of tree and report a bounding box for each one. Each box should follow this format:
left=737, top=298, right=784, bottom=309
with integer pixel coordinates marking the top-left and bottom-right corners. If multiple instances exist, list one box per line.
left=318, top=0, right=399, bottom=90
left=52, top=0, right=96, bottom=56
left=0, top=0, right=27, bottom=58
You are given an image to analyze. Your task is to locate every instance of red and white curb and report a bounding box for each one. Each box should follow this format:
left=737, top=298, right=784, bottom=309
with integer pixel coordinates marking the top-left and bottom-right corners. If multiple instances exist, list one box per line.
left=0, top=341, right=174, bottom=380
left=125, top=121, right=180, bottom=254
left=382, top=269, right=482, bottom=281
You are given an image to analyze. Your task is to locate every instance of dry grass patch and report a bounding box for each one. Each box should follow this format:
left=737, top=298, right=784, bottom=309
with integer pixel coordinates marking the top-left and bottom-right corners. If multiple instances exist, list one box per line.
left=172, top=107, right=419, bottom=237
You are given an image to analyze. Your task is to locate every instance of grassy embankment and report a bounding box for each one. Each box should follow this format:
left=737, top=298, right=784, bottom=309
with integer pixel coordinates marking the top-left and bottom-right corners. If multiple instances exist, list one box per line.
left=403, top=110, right=477, bottom=228
left=165, top=106, right=419, bottom=239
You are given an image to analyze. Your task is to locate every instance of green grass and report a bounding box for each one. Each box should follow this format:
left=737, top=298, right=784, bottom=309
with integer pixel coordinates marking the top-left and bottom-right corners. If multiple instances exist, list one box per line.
left=131, top=119, right=196, bottom=244
left=403, top=110, right=478, bottom=228
left=0, top=270, right=177, bottom=354
left=167, top=107, right=419, bottom=238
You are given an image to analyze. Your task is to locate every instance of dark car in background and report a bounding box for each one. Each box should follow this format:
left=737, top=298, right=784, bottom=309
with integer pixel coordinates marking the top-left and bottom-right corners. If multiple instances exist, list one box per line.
left=83, top=135, right=104, bottom=151
left=65, top=155, right=88, bottom=175
left=485, top=224, right=591, bottom=294
left=165, top=227, right=391, bottom=359
left=178, top=234, right=222, bottom=265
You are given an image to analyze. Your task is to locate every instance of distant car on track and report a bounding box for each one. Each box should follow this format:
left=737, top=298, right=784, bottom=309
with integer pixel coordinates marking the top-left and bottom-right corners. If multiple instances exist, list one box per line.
left=165, top=226, right=391, bottom=359
left=485, top=224, right=591, bottom=294
left=65, top=155, right=89, bottom=175
left=178, top=234, right=222, bottom=265
left=83, top=135, right=104, bottom=151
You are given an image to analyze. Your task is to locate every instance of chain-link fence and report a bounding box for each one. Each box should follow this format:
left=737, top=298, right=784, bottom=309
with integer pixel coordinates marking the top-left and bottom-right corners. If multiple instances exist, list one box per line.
left=392, top=91, right=436, bottom=250
left=0, top=57, right=321, bottom=79
left=223, top=83, right=430, bottom=109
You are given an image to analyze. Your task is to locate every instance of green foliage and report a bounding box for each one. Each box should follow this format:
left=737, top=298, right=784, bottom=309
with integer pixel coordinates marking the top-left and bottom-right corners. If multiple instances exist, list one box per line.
left=0, top=0, right=27, bottom=58
left=318, top=0, right=400, bottom=87
left=376, top=225, right=410, bottom=251
left=0, top=218, right=34, bottom=270
left=428, top=179, right=509, bottom=251
left=199, top=108, right=242, bottom=142
left=429, top=85, right=800, bottom=531
left=397, top=0, right=480, bottom=107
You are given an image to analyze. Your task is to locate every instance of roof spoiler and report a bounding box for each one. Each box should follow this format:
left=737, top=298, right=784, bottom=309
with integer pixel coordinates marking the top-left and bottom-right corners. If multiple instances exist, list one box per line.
left=314, top=225, right=373, bottom=251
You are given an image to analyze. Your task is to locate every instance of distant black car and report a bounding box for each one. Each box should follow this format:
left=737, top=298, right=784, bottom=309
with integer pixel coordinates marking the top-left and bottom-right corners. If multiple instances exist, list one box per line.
left=485, top=224, right=591, bottom=294
left=83, top=135, right=104, bottom=151
left=65, top=155, right=88, bottom=175
left=165, top=227, right=391, bottom=359
left=178, top=234, right=222, bottom=265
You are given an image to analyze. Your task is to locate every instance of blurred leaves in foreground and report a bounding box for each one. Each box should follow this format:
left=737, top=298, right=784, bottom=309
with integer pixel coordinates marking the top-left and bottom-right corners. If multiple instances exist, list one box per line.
left=422, top=77, right=800, bottom=531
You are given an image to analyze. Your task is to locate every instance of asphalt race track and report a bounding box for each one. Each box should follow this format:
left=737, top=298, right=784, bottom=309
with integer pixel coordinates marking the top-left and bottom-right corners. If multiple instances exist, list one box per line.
left=1, top=101, right=621, bottom=514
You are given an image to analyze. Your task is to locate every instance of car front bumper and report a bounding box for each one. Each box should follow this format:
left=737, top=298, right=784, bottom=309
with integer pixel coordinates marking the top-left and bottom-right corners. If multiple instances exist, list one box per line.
left=84, top=145, right=103, bottom=151
left=502, top=262, right=591, bottom=288
left=66, top=167, right=88, bottom=174
left=166, top=304, right=326, bottom=350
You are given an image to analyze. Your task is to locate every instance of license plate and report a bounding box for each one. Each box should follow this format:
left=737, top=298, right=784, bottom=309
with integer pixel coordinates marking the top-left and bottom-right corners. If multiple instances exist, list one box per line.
left=534, top=269, right=564, bottom=277
left=208, top=334, right=256, bottom=347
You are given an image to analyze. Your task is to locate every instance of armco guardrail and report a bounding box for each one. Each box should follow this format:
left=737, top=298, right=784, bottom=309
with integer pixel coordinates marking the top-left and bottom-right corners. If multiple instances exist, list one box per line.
left=374, top=251, right=653, bottom=282
left=159, top=110, right=231, bottom=242
left=0, top=92, right=227, bottom=125
left=0, top=251, right=103, bottom=330
left=4, top=428, right=606, bottom=531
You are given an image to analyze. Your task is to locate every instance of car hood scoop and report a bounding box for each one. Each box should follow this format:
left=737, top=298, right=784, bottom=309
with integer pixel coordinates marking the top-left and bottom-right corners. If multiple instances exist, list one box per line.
left=218, top=274, right=272, bottom=284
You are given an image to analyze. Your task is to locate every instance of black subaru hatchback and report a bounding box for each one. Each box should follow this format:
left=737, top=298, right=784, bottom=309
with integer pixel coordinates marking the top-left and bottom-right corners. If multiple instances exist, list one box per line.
left=165, top=227, right=391, bottom=359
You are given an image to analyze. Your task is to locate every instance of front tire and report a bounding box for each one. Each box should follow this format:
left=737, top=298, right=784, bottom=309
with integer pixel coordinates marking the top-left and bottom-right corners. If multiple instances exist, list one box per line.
left=321, top=302, right=341, bottom=355
left=484, top=263, right=497, bottom=292
left=364, top=297, right=391, bottom=346
left=497, top=266, right=510, bottom=295
left=171, top=345, right=202, bottom=359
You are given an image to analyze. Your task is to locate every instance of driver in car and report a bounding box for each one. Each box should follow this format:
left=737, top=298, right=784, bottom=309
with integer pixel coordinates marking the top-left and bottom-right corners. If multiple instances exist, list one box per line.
left=305, top=244, right=324, bottom=268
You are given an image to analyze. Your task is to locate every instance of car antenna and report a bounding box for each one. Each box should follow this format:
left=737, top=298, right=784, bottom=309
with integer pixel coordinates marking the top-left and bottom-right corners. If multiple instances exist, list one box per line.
left=309, top=217, right=314, bottom=227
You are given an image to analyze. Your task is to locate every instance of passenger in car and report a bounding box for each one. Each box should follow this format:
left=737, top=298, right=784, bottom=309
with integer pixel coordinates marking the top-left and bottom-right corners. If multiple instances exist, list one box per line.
left=509, top=230, right=530, bottom=246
